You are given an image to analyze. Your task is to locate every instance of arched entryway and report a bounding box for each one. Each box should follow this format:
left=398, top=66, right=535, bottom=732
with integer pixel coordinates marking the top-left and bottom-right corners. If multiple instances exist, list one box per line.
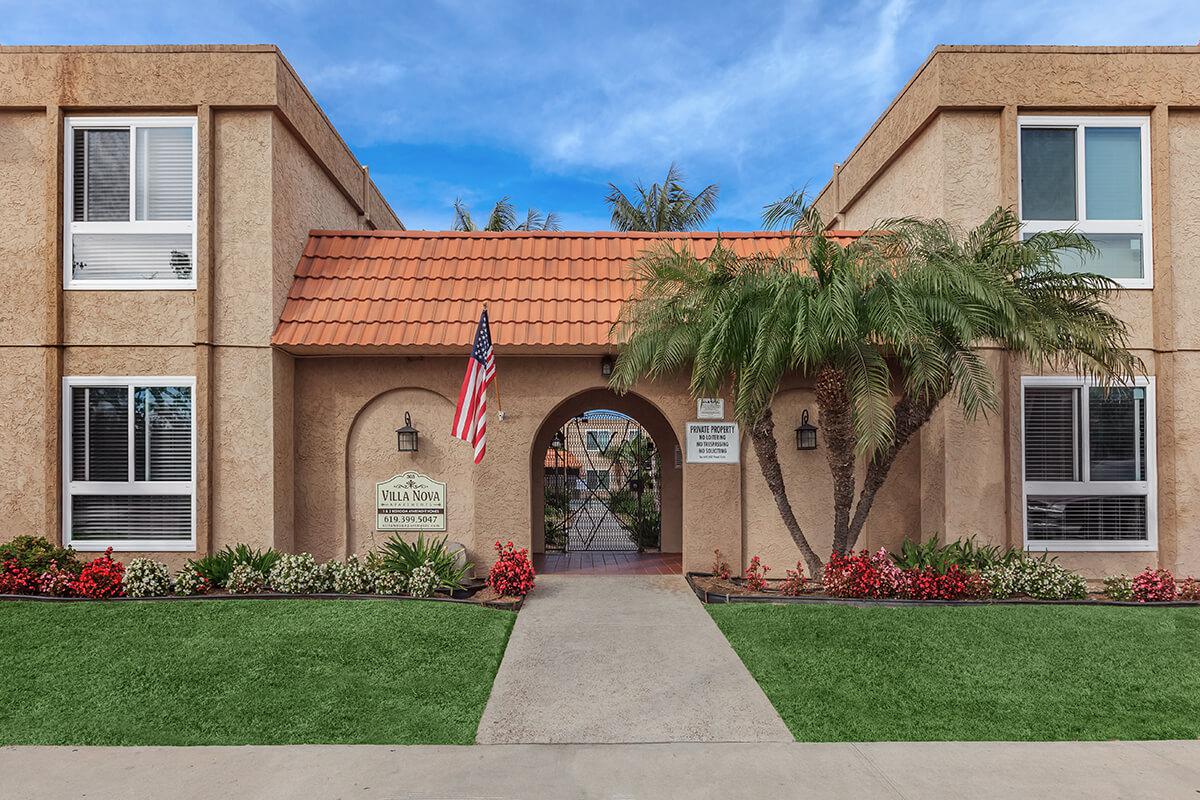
left=530, top=388, right=682, bottom=573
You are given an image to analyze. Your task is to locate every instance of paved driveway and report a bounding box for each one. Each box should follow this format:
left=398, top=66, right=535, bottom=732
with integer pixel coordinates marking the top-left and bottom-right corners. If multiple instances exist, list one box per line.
left=475, top=574, right=793, bottom=743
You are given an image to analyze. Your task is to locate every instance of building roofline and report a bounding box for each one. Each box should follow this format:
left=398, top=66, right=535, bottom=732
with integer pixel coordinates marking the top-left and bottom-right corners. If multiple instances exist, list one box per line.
left=304, top=229, right=867, bottom=238
left=932, top=44, right=1200, bottom=54
left=0, top=44, right=283, bottom=53
left=813, top=43, right=1200, bottom=214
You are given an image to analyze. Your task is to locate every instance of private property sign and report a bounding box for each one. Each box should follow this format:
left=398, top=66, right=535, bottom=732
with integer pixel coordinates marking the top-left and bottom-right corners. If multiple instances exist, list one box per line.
left=376, top=471, right=447, bottom=531
left=685, top=422, right=740, bottom=464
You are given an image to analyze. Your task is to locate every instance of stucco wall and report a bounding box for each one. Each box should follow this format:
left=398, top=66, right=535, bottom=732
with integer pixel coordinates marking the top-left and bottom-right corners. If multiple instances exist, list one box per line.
left=0, top=46, right=399, bottom=561
left=815, top=49, right=1200, bottom=576
left=292, top=356, right=741, bottom=572
left=346, top=387, right=476, bottom=558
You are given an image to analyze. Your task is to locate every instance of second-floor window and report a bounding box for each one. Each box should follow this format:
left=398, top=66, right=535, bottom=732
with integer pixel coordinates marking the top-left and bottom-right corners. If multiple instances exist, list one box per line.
left=64, top=116, right=197, bottom=290
left=1018, top=115, right=1151, bottom=288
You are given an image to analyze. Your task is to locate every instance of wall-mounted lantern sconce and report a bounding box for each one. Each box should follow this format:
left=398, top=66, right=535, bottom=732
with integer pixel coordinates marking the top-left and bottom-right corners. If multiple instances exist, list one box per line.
left=600, top=355, right=615, bottom=378
left=795, top=409, right=818, bottom=451
left=396, top=412, right=419, bottom=453
left=550, top=430, right=566, bottom=450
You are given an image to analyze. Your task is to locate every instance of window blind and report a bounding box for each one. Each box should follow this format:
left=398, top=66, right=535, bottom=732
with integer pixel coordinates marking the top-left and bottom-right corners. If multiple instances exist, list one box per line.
left=71, top=387, right=129, bottom=481
left=1026, top=495, right=1147, bottom=541
left=71, top=495, right=192, bottom=542
left=73, top=128, right=130, bottom=222
left=135, top=127, right=193, bottom=221
left=1084, top=127, right=1141, bottom=221
left=134, top=386, right=193, bottom=481
left=70, top=233, right=193, bottom=281
left=1024, top=387, right=1077, bottom=481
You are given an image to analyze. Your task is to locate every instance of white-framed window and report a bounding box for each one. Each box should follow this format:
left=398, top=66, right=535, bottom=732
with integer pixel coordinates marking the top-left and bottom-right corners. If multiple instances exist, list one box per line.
left=1018, top=115, right=1152, bottom=289
left=64, top=116, right=197, bottom=290
left=585, top=430, right=613, bottom=452
left=586, top=469, right=611, bottom=491
left=1021, top=376, right=1156, bottom=552
left=62, top=376, right=197, bottom=551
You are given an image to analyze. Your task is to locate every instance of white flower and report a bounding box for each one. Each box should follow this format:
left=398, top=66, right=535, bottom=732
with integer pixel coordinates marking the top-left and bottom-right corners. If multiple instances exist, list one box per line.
left=122, top=559, right=172, bottom=598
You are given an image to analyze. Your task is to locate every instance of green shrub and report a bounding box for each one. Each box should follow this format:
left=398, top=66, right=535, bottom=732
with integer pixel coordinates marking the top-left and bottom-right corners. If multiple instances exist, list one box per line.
left=226, top=564, right=266, bottom=594
left=1103, top=574, right=1134, bottom=601
left=121, top=559, right=172, bottom=598
left=371, top=533, right=468, bottom=590
left=891, top=535, right=1009, bottom=573
left=267, top=553, right=322, bottom=594
left=187, top=552, right=233, bottom=588
left=187, top=544, right=280, bottom=589
left=0, top=535, right=82, bottom=576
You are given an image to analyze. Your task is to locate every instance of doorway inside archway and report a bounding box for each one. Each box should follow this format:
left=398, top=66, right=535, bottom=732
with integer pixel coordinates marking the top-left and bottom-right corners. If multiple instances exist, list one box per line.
left=543, top=409, right=661, bottom=553
left=529, top=388, right=683, bottom=574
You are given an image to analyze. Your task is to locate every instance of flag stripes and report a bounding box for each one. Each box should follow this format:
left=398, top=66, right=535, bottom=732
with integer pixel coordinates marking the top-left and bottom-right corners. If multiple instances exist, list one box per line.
left=452, top=309, right=496, bottom=464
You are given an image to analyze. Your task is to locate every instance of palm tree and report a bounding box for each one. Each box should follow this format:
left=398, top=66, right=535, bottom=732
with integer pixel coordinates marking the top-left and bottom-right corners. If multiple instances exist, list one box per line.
left=605, top=163, right=719, bottom=232
left=452, top=197, right=561, bottom=232
left=610, top=206, right=1139, bottom=576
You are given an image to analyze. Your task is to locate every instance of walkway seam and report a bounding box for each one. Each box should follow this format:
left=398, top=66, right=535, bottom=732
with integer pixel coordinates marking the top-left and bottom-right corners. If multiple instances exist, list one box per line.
left=851, top=743, right=912, bottom=800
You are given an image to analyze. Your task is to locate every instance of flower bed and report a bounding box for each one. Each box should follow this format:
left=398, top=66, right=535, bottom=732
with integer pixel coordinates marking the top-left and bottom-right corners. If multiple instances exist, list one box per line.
left=688, top=572, right=1200, bottom=607
left=688, top=543, right=1200, bottom=607
left=0, top=537, right=531, bottom=610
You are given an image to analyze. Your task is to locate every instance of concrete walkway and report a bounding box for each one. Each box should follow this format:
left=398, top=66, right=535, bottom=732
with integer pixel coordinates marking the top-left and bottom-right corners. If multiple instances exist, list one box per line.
left=475, top=574, right=793, bottom=743
left=4, top=741, right=1199, bottom=799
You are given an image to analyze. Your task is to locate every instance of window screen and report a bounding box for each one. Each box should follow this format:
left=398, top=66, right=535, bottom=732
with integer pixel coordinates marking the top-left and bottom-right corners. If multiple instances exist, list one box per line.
left=67, top=381, right=194, bottom=546
left=66, top=118, right=195, bottom=287
left=1023, top=382, right=1152, bottom=545
left=1020, top=127, right=1076, bottom=221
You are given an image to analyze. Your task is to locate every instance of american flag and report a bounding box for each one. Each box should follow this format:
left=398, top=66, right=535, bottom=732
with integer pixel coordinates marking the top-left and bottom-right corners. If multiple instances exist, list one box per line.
left=451, top=309, right=496, bottom=463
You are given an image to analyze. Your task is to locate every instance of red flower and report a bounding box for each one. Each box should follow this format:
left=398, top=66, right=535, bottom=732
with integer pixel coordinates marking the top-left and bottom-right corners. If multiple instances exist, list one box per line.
left=73, top=548, right=126, bottom=599
left=1131, top=567, right=1176, bottom=602
left=743, top=555, right=770, bottom=593
left=487, top=540, right=536, bottom=597
left=0, top=558, right=37, bottom=595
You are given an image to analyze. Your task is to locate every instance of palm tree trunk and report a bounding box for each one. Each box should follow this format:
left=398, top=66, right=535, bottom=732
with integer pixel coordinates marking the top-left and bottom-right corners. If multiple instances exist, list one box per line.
left=815, top=368, right=857, bottom=555
left=749, top=408, right=824, bottom=577
left=844, top=393, right=941, bottom=551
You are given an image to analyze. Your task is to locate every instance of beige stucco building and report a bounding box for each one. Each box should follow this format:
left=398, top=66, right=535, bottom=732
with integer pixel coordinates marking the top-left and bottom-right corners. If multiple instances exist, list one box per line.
left=1, top=44, right=1197, bottom=579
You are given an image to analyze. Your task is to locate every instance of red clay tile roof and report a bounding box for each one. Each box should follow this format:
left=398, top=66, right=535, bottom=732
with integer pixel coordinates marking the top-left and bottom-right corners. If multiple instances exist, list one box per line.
left=544, top=449, right=582, bottom=471
left=272, top=230, right=862, bottom=352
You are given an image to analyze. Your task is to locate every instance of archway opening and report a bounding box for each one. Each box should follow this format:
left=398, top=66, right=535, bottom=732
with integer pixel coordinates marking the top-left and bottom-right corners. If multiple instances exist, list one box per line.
left=530, top=388, right=682, bottom=573
left=543, top=409, right=662, bottom=553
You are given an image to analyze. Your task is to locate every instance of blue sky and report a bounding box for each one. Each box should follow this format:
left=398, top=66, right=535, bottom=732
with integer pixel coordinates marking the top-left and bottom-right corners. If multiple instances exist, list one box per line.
left=7, top=0, right=1198, bottom=230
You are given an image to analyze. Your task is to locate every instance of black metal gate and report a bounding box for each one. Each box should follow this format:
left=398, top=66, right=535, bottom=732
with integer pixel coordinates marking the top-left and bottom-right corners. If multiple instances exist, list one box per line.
left=543, top=410, right=661, bottom=552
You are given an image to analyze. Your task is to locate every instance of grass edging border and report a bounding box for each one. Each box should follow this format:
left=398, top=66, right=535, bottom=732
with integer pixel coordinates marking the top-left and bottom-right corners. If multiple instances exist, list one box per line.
left=686, top=572, right=1200, bottom=608
left=0, top=591, right=523, bottom=611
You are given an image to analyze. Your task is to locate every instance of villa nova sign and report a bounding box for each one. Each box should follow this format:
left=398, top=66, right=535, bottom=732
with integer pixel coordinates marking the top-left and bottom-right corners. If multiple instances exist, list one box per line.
left=376, top=471, right=447, bottom=532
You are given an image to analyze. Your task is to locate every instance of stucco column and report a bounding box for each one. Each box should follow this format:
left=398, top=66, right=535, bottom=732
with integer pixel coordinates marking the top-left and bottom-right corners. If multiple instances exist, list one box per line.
left=681, top=456, right=741, bottom=574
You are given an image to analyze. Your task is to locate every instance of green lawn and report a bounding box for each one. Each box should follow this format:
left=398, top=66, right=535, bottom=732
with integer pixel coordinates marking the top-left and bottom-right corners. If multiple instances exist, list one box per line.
left=709, top=603, right=1200, bottom=741
left=0, top=599, right=514, bottom=745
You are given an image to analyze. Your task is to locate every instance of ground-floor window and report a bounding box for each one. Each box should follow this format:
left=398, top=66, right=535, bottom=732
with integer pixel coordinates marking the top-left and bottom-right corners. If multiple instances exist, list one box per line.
left=586, top=469, right=611, bottom=491
left=1021, top=375, right=1156, bottom=551
left=63, top=376, right=196, bottom=551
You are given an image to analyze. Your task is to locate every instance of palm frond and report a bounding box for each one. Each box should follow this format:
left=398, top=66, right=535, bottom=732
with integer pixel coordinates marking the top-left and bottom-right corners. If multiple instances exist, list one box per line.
left=451, top=198, right=476, bottom=231
left=605, top=163, right=719, bottom=231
